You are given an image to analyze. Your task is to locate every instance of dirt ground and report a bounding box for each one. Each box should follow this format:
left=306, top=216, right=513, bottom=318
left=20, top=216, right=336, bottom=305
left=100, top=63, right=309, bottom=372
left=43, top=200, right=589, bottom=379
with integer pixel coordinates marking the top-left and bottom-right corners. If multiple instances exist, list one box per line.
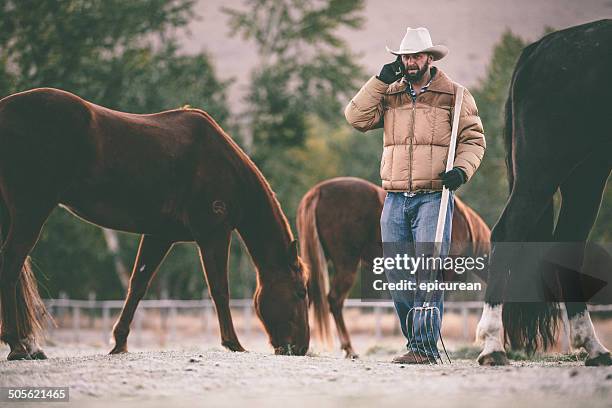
left=2, top=340, right=612, bottom=408
left=2, top=310, right=612, bottom=407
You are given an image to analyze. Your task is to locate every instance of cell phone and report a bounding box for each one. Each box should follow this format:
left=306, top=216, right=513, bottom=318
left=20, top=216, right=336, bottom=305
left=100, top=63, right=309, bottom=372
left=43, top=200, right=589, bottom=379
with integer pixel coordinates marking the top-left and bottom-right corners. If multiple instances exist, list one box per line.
left=393, top=56, right=404, bottom=76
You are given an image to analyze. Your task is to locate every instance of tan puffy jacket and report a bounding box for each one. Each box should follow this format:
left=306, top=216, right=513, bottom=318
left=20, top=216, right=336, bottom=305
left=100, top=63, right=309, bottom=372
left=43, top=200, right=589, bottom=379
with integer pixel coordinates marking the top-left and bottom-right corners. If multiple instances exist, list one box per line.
left=345, top=67, right=486, bottom=191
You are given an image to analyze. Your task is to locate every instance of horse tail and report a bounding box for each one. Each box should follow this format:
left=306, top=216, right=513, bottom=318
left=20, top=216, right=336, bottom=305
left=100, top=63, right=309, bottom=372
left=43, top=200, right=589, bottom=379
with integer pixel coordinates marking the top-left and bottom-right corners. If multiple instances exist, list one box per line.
left=503, top=301, right=560, bottom=354
left=0, top=187, right=48, bottom=345
left=296, top=187, right=332, bottom=346
left=502, top=199, right=560, bottom=354
left=500, top=47, right=560, bottom=353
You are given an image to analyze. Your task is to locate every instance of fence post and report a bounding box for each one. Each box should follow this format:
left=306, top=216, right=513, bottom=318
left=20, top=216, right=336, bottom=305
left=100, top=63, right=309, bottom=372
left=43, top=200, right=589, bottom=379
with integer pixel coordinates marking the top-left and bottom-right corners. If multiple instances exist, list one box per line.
left=72, top=303, right=80, bottom=344
left=244, top=302, right=253, bottom=335
left=102, top=304, right=110, bottom=345
left=47, top=303, right=55, bottom=339
left=159, top=290, right=169, bottom=346
left=206, top=299, right=215, bottom=334
left=134, top=308, right=143, bottom=347
left=374, top=306, right=382, bottom=340
left=169, top=306, right=177, bottom=343
left=88, top=291, right=96, bottom=328
left=59, top=291, right=68, bottom=325
left=201, top=291, right=208, bottom=332
left=462, top=306, right=469, bottom=342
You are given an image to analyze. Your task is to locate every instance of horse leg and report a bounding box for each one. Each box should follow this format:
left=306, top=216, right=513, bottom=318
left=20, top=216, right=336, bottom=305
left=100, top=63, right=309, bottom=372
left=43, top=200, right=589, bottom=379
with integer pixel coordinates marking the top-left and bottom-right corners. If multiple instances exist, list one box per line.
left=197, top=230, right=245, bottom=352
left=22, top=337, right=47, bottom=360
left=477, top=182, right=558, bottom=365
left=328, top=256, right=359, bottom=358
left=555, top=153, right=611, bottom=366
left=110, top=235, right=173, bottom=354
left=0, top=213, right=51, bottom=360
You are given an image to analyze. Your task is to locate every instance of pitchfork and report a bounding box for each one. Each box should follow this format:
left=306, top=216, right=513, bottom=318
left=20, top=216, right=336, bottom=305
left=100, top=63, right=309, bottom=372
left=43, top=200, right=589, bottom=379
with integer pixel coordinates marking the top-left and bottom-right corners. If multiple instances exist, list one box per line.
left=406, top=85, right=465, bottom=365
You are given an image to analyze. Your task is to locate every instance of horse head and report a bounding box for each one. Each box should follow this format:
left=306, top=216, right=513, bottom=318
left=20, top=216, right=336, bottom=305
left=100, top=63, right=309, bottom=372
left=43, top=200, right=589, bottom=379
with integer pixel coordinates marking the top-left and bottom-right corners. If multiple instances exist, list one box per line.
left=254, top=240, right=310, bottom=356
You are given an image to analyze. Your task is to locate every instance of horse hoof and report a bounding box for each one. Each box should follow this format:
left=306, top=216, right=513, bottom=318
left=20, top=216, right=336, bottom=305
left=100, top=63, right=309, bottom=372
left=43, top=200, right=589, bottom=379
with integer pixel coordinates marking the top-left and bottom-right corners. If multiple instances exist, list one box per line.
left=7, top=350, right=32, bottom=361
left=585, top=352, right=612, bottom=366
left=478, top=350, right=509, bottom=366
left=109, top=346, right=128, bottom=355
left=345, top=352, right=359, bottom=359
left=29, top=350, right=48, bottom=360
left=222, top=341, right=246, bottom=352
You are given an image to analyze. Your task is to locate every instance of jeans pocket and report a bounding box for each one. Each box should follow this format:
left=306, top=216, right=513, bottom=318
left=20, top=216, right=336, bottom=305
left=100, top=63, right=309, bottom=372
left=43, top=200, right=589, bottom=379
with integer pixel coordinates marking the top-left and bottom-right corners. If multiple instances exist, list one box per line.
left=384, top=191, right=394, bottom=205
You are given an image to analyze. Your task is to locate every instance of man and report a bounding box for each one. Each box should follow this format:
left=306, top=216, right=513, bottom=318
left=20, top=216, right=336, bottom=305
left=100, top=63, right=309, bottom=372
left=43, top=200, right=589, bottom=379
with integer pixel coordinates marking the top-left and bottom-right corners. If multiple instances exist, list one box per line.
left=345, top=27, right=485, bottom=364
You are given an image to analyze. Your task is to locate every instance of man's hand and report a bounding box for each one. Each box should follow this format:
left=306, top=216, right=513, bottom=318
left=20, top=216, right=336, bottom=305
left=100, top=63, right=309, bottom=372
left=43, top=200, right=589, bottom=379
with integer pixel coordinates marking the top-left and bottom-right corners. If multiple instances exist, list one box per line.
left=439, top=168, right=467, bottom=190
left=377, top=56, right=404, bottom=84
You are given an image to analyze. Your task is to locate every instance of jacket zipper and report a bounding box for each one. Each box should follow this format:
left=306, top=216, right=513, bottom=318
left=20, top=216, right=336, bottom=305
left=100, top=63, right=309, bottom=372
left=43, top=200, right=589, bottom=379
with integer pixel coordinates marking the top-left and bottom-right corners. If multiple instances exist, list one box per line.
left=409, top=98, right=416, bottom=191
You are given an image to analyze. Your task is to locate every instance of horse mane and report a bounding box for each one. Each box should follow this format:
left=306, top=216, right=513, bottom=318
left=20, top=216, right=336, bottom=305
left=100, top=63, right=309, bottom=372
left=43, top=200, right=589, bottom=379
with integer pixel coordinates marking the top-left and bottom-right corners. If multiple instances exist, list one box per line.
left=186, top=108, right=294, bottom=242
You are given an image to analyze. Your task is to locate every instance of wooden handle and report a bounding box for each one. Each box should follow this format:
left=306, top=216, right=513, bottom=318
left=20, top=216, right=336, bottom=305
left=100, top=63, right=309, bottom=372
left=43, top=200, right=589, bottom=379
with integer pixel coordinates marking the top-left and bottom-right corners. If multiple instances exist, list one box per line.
left=434, top=85, right=464, bottom=254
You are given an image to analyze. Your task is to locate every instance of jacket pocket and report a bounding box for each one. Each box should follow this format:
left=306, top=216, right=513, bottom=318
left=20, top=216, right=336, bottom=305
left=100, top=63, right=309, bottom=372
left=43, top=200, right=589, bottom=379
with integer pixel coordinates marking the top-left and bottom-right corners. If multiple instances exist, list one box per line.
left=433, top=106, right=452, bottom=146
left=380, top=146, right=392, bottom=181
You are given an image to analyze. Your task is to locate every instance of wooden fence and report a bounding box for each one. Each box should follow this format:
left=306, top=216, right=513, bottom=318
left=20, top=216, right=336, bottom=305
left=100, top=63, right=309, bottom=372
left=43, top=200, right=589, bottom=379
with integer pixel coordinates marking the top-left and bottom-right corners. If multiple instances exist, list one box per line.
left=43, top=295, right=612, bottom=352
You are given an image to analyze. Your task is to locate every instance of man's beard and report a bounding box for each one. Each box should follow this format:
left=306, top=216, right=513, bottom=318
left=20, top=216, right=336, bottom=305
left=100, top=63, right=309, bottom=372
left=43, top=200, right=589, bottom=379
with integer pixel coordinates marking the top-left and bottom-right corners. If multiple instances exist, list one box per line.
left=404, top=61, right=430, bottom=82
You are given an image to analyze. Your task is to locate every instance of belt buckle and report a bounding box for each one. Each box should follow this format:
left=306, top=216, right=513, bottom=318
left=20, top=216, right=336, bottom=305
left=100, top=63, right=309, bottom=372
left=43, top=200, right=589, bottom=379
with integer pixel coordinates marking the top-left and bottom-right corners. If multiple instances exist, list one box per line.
left=403, top=191, right=417, bottom=197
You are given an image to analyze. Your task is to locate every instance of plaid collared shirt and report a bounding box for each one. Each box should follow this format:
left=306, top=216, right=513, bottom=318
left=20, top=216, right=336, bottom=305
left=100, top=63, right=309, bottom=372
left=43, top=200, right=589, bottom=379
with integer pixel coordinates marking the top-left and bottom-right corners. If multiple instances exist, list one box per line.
left=405, top=69, right=436, bottom=101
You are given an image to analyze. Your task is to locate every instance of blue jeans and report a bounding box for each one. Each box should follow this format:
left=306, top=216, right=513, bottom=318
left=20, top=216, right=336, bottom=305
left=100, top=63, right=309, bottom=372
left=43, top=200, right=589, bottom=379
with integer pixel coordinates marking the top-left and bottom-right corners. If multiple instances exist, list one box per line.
left=380, top=191, right=454, bottom=356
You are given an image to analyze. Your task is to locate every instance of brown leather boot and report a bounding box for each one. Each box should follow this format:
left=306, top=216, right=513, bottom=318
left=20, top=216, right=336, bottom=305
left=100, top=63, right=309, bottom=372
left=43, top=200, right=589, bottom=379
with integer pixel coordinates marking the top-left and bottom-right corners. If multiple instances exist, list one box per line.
left=392, top=350, right=438, bottom=364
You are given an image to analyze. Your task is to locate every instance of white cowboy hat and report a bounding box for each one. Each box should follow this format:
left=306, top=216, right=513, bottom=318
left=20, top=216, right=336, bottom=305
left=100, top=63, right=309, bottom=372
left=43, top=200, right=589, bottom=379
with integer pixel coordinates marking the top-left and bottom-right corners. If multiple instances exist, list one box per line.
left=386, top=27, right=448, bottom=60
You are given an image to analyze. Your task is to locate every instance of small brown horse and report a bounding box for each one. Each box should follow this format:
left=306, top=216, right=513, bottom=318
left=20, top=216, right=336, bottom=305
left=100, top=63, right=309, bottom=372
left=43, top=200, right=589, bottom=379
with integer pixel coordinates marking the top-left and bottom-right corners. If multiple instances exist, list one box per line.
left=297, top=177, right=490, bottom=358
left=0, top=88, right=309, bottom=360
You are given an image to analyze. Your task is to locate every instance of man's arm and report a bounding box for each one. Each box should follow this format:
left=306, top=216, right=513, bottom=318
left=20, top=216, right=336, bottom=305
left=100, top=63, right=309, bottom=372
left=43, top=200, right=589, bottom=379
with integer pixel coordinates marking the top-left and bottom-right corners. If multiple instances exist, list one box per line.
left=453, top=87, right=486, bottom=182
left=344, top=76, right=389, bottom=132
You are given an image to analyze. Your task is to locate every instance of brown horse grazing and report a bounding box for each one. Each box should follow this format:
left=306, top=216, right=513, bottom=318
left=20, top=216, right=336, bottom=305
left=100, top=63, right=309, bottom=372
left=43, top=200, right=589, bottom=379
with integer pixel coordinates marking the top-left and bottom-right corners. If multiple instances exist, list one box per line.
left=0, top=88, right=309, bottom=360
left=476, top=20, right=612, bottom=366
left=297, top=177, right=490, bottom=358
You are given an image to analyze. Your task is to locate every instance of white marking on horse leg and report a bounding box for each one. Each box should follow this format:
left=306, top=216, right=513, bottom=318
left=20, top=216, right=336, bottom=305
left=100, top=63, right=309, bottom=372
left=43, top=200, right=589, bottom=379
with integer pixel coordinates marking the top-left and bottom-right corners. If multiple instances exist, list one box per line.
left=23, top=338, right=42, bottom=353
left=569, top=310, right=610, bottom=358
left=476, top=303, right=505, bottom=356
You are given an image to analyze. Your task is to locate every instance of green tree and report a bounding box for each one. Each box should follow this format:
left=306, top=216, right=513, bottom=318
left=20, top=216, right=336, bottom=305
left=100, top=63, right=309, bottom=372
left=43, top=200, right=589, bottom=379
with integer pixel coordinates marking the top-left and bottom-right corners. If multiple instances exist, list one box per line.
left=223, top=0, right=368, bottom=218
left=459, top=30, right=528, bottom=226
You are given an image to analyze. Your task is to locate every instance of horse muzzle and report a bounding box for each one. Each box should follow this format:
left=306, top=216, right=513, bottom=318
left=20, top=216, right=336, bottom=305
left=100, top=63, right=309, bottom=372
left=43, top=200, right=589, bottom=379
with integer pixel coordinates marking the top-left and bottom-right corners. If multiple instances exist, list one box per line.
left=274, top=344, right=308, bottom=356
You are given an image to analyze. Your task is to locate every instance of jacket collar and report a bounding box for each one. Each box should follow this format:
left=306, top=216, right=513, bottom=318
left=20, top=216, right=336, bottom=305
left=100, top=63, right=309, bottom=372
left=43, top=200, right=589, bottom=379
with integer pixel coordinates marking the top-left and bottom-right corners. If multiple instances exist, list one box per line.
left=385, top=67, right=455, bottom=95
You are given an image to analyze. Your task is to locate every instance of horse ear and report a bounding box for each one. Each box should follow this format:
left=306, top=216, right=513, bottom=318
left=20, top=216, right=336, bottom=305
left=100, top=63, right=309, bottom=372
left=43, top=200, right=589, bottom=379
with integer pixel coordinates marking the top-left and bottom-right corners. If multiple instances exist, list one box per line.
left=288, top=240, right=299, bottom=269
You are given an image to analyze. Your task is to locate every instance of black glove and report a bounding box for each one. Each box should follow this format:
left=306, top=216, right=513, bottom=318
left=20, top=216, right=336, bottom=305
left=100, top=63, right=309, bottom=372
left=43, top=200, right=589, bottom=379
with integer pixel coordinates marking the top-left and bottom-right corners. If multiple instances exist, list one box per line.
left=438, top=167, right=467, bottom=190
left=377, top=56, right=404, bottom=84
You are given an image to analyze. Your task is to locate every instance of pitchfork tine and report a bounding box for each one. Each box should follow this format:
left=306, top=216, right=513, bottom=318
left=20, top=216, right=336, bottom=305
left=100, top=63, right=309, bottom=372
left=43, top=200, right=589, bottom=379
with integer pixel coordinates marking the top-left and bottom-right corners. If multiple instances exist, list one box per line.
left=424, top=307, right=442, bottom=364
left=416, top=309, right=433, bottom=365
left=427, top=306, right=443, bottom=364
left=419, top=307, right=435, bottom=364
left=434, top=307, right=452, bottom=364
left=407, top=307, right=423, bottom=364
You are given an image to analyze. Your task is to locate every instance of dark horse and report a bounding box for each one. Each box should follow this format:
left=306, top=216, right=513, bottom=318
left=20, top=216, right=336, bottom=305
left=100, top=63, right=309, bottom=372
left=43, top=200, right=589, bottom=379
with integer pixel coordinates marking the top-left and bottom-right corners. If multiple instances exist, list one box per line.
left=297, top=177, right=490, bottom=357
left=0, top=88, right=309, bottom=360
left=476, top=20, right=612, bottom=366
